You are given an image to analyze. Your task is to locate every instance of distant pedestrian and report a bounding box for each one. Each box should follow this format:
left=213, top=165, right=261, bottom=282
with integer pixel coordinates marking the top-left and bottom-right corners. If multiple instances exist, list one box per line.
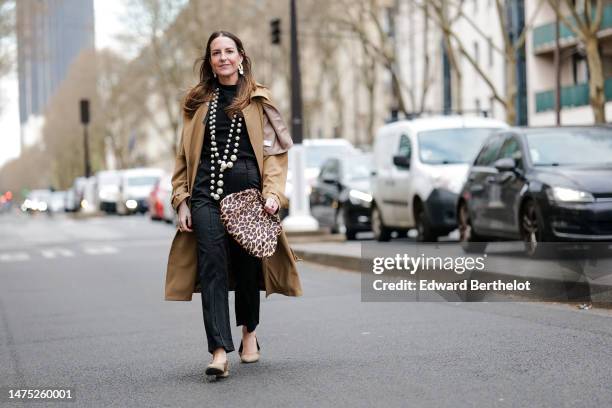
left=164, top=30, right=303, bottom=379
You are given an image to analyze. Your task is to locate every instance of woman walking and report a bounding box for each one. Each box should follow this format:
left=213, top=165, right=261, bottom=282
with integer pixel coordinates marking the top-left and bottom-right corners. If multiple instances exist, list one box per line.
left=165, top=31, right=303, bottom=379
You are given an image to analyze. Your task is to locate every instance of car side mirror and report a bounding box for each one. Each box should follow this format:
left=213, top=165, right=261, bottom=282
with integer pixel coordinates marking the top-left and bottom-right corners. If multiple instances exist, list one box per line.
left=493, top=157, right=516, bottom=172
left=393, top=155, right=410, bottom=169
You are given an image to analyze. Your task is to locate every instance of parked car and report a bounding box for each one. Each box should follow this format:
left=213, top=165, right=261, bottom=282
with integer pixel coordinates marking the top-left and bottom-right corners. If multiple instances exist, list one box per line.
left=21, top=189, right=52, bottom=213
left=148, top=173, right=174, bottom=223
left=49, top=191, right=67, bottom=213
left=457, top=126, right=612, bottom=257
left=80, top=177, right=98, bottom=213
left=95, top=170, right=121, bottom=213
left=286, top=138, right=359, bottom=200
left=310, top=153, right=373, bottom=239
left=64, top=188, right=77, bottom=212
left=370, top=115, right=508, bottom=242
left=117, top=168, right=165, bottom=215
left=159, top=174, right=176, bottom=224
left=71, top=177, right=88, bottom=211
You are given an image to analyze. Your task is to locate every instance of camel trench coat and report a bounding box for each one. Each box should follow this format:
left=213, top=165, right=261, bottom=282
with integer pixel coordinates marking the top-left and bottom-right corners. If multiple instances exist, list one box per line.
left=164, top=84, right=303, bottom=301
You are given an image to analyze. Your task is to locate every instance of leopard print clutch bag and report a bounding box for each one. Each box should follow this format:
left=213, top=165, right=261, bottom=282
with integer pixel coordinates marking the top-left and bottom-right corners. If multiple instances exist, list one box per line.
left=219, top=188, right=282, bottom=258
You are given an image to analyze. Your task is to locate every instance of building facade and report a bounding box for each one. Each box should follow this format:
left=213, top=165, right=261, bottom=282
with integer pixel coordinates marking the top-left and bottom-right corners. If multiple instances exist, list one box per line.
left=526, top=0, right=612, bottom=125
left=17, top=0, right=95, bottom=149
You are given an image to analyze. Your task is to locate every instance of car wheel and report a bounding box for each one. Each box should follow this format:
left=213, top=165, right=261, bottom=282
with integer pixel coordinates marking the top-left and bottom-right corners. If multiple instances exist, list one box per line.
left=335, top=208, right=357, bottom=240
left=458, top=201, right=487, bottom=253
left=396, top=229, right=410, bottom=238
left=521, top=199, right=551, bottom=258
left=414, top=202, right=437, bottom=242
left=333, top=208, right=347, bottom=235
left=371, top=205, right=391, bottom=242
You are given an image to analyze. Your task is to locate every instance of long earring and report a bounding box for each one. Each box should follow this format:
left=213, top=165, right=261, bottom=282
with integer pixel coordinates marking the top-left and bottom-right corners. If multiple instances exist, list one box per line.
left=213, top=71, right=217, bottom=78
left=238, top=62, right=244, bottom=76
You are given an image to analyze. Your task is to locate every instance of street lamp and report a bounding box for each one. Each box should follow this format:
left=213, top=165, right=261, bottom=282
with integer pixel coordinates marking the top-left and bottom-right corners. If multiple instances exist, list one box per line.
left=281, top=0, right=318, bottom=233
left=80, top=99, right=91, bottom=178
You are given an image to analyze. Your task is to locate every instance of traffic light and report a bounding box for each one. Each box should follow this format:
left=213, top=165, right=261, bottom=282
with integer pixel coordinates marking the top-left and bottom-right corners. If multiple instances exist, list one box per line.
left=270, top=18, right=281, bottom=45
left=80, top=99, right=90, bottom=124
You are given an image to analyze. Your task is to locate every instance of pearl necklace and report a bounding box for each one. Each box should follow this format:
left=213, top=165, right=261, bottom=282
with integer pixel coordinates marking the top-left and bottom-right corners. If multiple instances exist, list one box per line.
left=207, top=87, right=242, bottom=201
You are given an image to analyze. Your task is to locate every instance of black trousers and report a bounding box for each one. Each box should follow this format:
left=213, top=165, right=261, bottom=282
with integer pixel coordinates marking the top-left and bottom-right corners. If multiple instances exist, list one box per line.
left=191, top=158, right=262, bottom=354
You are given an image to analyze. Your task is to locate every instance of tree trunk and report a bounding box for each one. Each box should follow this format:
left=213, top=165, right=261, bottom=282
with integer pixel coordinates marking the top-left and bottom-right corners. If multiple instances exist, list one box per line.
left=584, top=35, right=606, bottom=123
left=389, top=64, right=408, bottom=115
left=366, top=81, right=376, bottom=145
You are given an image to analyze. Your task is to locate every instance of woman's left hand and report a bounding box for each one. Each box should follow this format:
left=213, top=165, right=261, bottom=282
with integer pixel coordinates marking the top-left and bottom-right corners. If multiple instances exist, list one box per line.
left=264, top=196, right=279, bottom=215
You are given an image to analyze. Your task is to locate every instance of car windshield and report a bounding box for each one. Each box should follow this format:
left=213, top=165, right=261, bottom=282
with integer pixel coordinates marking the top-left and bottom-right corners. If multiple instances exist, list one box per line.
left=417, top=128, right=498, bottom=164
left=127, top=176, right=159, bottom=187
left=29, top=191, right=51, bottom=201
left=306, top=145, right=356, bottom=168
left=526, top=129, right=612, bottom=166
left=344, top=156, right=372, bottom=180
left=99, top=173, right=119, bottom=184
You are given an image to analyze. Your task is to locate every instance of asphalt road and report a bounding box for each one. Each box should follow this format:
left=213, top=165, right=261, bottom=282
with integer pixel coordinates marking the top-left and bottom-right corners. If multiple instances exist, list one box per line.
left=1, top=211, right=611, bottom=407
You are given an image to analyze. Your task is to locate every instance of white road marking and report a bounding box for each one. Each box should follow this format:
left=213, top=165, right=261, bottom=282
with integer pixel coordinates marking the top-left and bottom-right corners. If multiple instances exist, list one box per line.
left=0, top=252, right=30, bottom=262
left=40, top=248, right=75, bottom=259
left=82, top=245, right=118, bottom=255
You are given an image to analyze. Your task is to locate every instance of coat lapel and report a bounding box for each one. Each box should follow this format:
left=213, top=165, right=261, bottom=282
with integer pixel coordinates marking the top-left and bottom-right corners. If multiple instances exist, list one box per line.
left=186, top=103, right=209, bottom=192
left=242, top=102, right=263, bottom=177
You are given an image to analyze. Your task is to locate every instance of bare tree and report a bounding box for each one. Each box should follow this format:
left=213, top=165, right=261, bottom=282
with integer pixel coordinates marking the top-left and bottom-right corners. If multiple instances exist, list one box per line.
left=424, top=0, right=465, bottom=113
left=0, top=144, right=49, bottom=198
left=117, top=0, right=291, bottom=156
left=42, top=49, right=105, bottom=189
left=333, top=0, right=410, bottom=114
left=422, top=0, right=545, bottom=124
left=548, top=0, right=607, bottom=123
left=96, top=49, right=143, bottom=169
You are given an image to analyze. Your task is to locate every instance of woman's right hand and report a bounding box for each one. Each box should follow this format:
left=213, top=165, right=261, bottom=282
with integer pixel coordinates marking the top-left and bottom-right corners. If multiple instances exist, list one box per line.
left=177, top=199, right=192, bottom=232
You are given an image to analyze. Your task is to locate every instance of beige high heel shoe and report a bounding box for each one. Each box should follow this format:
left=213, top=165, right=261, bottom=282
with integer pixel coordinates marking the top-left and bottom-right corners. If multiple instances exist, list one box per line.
left=238, top=337, right=260, bottom=363
left=205, top=359, right=229, bottom=378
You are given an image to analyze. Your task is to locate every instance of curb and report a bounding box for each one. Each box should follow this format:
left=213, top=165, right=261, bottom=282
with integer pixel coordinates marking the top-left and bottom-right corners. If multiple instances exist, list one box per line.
left=292, top=248, right=361, bottom=271
left=293, top=246, right=612, bottom=304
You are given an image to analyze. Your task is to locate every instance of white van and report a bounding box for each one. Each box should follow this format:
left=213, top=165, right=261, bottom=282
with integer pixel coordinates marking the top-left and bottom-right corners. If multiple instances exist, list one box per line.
left=117, top=167, right=165, bottom=215
left=371, top=116, right=508, bottom=241
left=95, top=170, right=122, bottom=213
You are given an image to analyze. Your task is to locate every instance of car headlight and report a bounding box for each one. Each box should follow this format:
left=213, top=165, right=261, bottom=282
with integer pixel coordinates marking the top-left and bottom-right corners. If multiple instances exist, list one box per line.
left=349, top=189, right=372, bottom=207
left=547, top=186, right=594, bottom=203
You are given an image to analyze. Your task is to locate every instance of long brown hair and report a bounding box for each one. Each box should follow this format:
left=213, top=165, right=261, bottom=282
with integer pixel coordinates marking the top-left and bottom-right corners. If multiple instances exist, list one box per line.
left=183, top=31, right=256, bottom=119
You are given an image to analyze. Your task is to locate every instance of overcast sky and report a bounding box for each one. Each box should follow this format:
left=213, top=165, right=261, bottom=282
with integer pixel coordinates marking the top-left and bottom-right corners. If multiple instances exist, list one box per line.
left=0, top=0, right=127, bottom=168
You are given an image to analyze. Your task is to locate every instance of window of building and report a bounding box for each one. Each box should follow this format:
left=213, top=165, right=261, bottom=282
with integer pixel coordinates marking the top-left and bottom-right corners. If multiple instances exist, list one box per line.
left=572, top=54, right=589, bottom=84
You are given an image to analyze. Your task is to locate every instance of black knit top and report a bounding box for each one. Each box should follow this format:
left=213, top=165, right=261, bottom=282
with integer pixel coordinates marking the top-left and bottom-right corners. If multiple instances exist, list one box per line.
left=191, top=80, right=258, bottom=203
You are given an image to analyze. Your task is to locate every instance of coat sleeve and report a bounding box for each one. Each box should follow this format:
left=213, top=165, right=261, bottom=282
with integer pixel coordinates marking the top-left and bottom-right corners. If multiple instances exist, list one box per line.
left=171, top=115, right=191, bottom=211
left=259, top=97, right=292, bottom=212
left=262, top=152, right=289, bottom=212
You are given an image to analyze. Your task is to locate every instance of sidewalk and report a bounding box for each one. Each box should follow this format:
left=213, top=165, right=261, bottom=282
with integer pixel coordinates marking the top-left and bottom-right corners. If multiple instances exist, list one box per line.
left=289, top=235, right=612, bottom=304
